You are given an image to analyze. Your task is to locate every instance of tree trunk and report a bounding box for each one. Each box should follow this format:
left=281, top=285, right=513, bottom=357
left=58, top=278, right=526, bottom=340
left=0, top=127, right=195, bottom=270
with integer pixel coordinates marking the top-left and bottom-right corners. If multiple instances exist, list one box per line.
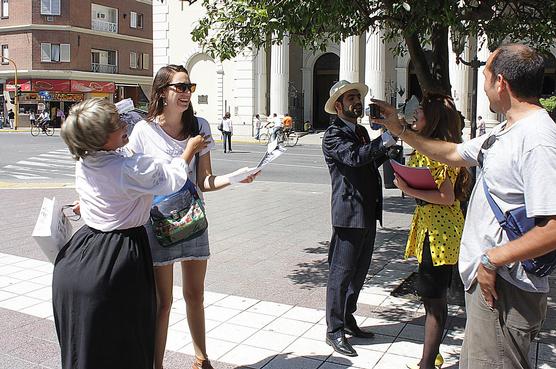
left=404, top=28, right=452, bottom=97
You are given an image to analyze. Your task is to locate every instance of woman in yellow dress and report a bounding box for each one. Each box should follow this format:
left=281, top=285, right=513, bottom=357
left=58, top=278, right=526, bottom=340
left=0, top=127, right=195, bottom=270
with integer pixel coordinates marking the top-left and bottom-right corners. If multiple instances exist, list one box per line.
left=394, top=94, right=471, bottom=369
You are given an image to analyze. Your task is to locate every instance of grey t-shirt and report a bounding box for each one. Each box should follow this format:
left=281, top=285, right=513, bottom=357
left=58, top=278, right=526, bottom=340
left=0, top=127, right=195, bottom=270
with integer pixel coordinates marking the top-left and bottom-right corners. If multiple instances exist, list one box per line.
left=457, top=109, right=556, bottom=293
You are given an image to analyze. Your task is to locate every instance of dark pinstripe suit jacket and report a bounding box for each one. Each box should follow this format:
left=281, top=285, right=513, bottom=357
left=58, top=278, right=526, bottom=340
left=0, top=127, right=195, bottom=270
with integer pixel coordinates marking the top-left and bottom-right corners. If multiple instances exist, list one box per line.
left=322, top=117, right=389, bottom=229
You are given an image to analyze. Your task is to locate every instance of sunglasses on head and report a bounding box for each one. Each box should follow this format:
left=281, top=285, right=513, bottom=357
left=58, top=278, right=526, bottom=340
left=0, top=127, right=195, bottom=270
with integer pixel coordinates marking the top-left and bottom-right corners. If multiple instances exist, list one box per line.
left=477, top=134, right=497, bottom=168
left=166, top=82, right=196, bottom=93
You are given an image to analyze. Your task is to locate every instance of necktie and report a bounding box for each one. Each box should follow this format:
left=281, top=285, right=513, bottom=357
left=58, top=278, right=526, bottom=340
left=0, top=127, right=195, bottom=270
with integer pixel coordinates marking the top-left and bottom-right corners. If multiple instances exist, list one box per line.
left=354, top=124, right=368, bottom=144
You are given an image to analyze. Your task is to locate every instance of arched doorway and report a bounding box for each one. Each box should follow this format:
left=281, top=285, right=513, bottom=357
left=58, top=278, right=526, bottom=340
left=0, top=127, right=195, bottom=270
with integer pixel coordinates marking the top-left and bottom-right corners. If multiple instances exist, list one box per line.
left=187, top=53, right=218, bottom=124
left=313, top=53, right=339, bottom=129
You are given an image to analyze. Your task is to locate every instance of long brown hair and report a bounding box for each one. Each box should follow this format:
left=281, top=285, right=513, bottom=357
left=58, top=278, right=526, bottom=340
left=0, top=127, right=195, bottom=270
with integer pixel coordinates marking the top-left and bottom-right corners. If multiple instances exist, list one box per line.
left=147, top=64, right=196, bottom=138
left=419, top=93, right=472, bottom=201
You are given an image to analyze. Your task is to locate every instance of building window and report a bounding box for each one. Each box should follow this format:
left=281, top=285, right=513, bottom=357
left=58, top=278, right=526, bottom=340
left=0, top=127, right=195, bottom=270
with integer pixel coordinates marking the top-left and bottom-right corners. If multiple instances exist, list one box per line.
left=91, top=49, right=117, bottom=73
left=41, top=0, right=61, bottom=15
left=91, top=4, right=118, bottom=33
left=1, top=0, right=9, bottom=18
left=1, top=45, right=8, bottom=64
left=130, top=11, right=143, bottom=29
left=41, top=43, right=70, bottom=62
left=142, top=53, right=149, bottom=70
left=130, top=51, right=138, bottom=69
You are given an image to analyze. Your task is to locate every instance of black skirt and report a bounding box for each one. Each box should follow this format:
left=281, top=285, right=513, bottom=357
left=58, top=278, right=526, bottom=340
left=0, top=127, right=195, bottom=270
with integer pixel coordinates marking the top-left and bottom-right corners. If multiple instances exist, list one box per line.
left=52, top=225, right=156, bottom=369
left=416, top=234, right=453, bottom=299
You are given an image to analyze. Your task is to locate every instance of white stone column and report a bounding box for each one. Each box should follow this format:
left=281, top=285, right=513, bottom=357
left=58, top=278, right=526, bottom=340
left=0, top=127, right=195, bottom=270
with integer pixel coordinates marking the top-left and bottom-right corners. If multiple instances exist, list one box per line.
left=339, top=35, right=360, bottom=83
left=216, top=65, right=224, bottom=119
left=255, top=48, right=267, bottom=116
left=364, top=30, right=386, bottom=105
left=233, top=50, right=256, bottom=135
left=270, top=36, right=289, bottom=116
left=476, top=39, right=499, bottom=127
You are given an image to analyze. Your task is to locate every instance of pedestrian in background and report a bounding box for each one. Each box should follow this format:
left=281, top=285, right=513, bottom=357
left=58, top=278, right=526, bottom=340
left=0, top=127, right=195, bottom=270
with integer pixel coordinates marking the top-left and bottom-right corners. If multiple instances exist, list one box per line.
left=127, top=64, right=259, bottom=369
left=322, top=80, right=398, bottom=357
left=477, top=115, right=486, bottom=136
left=53, top=98, right=208, bottom=369
left=373, top=43, right=556, bottom=369
left=29, top=110, right=36, bottom=127
left=393, top=94, right=471, bottom=369
left=221, top=111, right=233, bottom=153
left=254, top=113, right=261, bottom=140
left=7, top=109, right=14, bottom=128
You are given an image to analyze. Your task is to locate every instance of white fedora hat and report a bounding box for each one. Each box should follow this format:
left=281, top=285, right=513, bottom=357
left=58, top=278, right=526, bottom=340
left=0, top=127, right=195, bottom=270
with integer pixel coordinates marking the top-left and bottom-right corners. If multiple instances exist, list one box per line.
left=324, top=80, right=369, bottom=115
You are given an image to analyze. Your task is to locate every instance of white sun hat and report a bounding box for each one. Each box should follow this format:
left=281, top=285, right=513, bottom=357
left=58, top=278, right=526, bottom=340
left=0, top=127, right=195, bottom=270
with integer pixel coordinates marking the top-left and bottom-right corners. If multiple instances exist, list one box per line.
left=324, top=80, right=369, bottom=115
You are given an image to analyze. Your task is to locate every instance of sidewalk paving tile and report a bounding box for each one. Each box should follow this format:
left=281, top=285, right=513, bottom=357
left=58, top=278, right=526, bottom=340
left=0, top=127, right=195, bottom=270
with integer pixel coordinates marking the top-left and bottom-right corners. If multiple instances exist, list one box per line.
left=282, top=306, right=324, bottom=323
left=228, top=311, right=277, bottom=329
left=327, top=346, right=383, bottom=368
left=387, top=337, right=423, bottom=358
left=218, top=344, right=277, bottom=369
left=243, top=330, right=298, bottom=352
left=214, top=295, right=259, bottom=310
left=207, top=322, right=259, bottom=343
left=179, top=337, right=237, bottom=360
left=263, top=317, right=314, bottom=336
left=247, top=300, right=292, bottom=316
left=263, top=353, right=323, bottom=369
left=282, top=336, right=333, bottom=360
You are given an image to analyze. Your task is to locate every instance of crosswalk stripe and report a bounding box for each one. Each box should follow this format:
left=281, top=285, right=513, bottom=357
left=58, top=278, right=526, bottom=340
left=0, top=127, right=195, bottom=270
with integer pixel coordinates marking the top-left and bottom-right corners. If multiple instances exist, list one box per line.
left=0, top=149, right=75, bottom=181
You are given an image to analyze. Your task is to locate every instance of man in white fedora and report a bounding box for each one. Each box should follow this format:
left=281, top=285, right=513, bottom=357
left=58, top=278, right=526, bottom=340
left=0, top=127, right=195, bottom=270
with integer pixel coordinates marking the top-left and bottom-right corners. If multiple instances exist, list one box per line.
left=322, top=80, right=398, bottom=357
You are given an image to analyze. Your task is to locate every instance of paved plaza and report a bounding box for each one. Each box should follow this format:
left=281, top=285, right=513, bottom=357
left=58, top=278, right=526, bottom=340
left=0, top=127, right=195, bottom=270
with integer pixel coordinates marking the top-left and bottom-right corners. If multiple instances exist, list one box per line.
left=0, top=134, right=555, bottom=368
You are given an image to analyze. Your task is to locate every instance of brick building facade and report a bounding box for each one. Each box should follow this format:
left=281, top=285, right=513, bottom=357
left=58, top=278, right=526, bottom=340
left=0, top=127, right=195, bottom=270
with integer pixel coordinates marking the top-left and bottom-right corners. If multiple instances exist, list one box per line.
left=0, top=0, right=152, bottom=127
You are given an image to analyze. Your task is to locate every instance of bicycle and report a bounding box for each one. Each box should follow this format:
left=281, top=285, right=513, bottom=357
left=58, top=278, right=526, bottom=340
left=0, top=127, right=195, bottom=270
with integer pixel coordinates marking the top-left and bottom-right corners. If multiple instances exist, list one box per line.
left=258, top=126, right=271, bottom=145
left=31, top=118, right=54, bottom=136
left=282, top=128, right=299, bottom=147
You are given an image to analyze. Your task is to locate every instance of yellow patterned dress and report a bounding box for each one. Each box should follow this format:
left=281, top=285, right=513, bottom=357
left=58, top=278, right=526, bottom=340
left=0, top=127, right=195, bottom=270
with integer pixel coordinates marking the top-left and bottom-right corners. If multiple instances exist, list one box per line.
left=404, top=151, right=464, bottom=266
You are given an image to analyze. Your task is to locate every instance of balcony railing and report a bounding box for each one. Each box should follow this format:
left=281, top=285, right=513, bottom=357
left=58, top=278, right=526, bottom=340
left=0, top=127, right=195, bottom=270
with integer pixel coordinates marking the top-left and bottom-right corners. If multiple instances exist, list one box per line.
left=91, top=19, right=117, bottom=33
left=91, top=63, right=117, bottom=74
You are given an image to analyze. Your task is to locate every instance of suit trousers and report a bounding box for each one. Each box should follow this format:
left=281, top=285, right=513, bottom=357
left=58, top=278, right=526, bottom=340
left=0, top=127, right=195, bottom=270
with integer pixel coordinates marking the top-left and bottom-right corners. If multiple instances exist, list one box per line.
left=326, top=225, right=376, bottom=338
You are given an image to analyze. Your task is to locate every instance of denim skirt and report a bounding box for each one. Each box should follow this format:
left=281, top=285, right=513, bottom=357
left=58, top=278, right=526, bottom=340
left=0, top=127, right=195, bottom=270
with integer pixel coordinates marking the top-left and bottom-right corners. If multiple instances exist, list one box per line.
left=146, top=223, right=210, bottom=266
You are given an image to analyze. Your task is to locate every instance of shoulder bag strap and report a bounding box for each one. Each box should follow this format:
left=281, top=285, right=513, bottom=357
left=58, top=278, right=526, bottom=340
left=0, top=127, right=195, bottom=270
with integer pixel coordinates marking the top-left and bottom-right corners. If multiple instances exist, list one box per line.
left=482, top=178, right=507, bottom=226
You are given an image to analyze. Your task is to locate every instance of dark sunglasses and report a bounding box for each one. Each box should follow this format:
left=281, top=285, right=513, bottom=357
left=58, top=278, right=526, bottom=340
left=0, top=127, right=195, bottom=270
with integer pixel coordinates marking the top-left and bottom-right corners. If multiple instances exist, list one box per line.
left=477, top=134, right=497, bottom=168
left=166, top=82, right=196, bottom=93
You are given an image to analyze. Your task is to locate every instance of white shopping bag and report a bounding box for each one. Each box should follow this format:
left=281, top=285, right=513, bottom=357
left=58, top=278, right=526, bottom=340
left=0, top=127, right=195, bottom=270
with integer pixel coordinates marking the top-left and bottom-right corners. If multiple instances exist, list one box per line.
left=32, top=197, right=73, bottom=263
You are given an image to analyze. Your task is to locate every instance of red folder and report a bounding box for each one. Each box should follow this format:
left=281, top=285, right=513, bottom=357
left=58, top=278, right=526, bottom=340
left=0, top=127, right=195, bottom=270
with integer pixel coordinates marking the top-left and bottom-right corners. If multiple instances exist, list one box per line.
left=389, top=159, right=437, bottom=190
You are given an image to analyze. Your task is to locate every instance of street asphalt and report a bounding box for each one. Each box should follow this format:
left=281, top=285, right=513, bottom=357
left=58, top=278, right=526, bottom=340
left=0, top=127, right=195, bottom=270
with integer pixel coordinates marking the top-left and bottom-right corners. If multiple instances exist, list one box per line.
left=0, top=130, right=555, bottom=368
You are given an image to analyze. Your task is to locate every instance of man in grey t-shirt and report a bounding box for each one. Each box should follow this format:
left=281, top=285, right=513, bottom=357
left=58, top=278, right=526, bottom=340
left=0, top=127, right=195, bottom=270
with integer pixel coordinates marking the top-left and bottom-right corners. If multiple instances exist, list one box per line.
left=372, top=44, right=556, bottom=369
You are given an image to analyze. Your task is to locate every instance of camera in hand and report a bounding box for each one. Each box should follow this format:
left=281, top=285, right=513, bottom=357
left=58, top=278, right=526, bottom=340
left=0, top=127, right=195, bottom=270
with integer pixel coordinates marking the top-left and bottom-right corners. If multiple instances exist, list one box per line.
left=368, top=103, right=381, bottom=119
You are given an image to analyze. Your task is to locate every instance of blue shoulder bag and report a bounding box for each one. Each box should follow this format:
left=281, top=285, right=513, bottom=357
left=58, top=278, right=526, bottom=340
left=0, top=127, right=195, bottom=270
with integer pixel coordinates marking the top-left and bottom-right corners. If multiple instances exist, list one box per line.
left=482, top=179, right=556, bottom=277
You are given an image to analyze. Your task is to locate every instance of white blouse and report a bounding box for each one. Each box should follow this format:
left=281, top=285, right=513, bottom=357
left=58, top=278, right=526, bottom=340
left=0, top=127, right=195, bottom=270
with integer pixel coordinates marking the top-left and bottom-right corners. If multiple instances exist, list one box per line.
left=127, top=117, right=215, bottom=188
left=75, top=150, right=189, bottom=232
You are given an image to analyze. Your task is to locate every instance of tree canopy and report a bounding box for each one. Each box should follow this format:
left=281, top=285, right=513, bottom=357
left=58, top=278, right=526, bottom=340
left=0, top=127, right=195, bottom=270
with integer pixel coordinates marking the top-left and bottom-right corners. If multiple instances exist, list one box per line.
left=188, top=0, right=556, bottom=96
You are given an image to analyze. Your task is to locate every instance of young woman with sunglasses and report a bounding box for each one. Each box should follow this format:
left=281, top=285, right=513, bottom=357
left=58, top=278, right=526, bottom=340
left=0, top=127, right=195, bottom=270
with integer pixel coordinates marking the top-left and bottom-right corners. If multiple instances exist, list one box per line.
left=393, top=94, right=471, bottom=369
left=127, top=64, right=258, bottom=369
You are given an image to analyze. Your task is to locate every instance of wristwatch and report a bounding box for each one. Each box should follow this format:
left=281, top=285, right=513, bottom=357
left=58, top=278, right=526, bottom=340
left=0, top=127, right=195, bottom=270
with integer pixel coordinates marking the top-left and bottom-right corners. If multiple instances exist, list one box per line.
left=480, top=253, right=498, bottom=270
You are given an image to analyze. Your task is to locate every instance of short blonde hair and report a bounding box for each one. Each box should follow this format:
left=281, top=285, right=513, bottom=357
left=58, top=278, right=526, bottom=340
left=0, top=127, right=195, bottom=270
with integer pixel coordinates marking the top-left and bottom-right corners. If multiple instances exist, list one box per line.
left=61, top=99, right=120, bottom=160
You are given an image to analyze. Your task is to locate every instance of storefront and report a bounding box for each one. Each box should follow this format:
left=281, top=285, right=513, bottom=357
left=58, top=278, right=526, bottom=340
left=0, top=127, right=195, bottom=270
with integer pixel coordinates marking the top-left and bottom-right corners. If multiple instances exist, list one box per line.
left=6, top=79, right=116, bottom=127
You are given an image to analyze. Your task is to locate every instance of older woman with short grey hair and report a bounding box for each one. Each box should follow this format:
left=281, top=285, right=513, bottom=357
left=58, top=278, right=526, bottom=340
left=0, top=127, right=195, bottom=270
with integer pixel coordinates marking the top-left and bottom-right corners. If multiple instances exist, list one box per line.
left=53, top=98, right=209, bottom=369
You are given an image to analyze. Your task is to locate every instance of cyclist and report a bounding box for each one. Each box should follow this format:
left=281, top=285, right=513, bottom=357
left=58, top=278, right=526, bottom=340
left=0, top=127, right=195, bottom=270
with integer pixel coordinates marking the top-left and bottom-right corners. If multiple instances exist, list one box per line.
left=270, top=113, right=283, bottom=142
left=38, top=110, right=50, bottom=132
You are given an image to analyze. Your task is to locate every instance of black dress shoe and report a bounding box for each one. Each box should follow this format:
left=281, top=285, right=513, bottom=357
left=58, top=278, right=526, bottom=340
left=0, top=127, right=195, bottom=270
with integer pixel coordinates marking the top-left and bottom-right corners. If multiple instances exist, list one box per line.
left=344, top=324, right=375, bottom=339
left=326, top=335, right=358, bottom=357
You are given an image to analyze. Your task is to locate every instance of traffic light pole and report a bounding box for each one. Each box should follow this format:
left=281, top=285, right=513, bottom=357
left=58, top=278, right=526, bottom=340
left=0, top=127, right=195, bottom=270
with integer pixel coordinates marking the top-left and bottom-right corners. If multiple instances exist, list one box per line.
left=1, top=56, right=19, bottom=130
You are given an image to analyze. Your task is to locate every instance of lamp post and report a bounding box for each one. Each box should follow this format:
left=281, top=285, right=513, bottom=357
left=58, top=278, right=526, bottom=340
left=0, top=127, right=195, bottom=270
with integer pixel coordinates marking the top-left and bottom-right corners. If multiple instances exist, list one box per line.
left=456, top=55, right=485, bottom=139
left=1, top=55, right=19, bottom=130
